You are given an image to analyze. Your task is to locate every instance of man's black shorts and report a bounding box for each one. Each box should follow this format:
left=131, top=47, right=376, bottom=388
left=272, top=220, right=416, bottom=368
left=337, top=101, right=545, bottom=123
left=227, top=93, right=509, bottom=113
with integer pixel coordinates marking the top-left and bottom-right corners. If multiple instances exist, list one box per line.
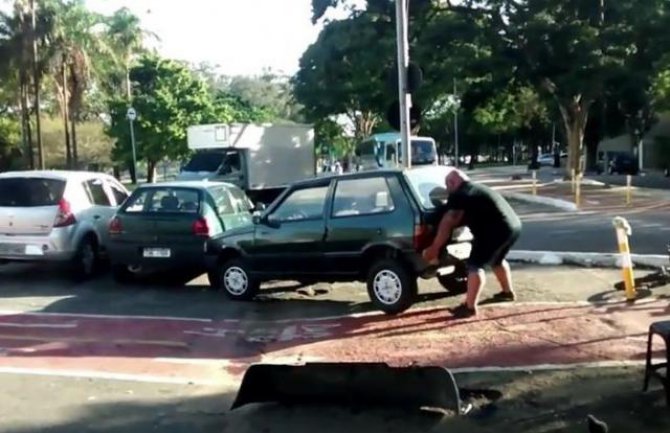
left=467, top=228, right=521, bottom=271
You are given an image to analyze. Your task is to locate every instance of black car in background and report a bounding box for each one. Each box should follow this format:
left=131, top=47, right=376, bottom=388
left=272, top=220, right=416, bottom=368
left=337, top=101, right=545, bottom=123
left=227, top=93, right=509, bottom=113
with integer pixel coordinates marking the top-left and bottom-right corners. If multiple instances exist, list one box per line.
left=205, top=166, right=472, bottom=315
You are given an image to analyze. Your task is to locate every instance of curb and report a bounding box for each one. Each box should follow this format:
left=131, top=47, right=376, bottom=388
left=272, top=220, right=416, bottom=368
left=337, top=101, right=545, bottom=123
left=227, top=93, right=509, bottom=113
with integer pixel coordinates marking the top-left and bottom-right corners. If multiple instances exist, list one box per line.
left=502, top=192, right=578, bottom=212
left=508, top=250, right=668, bottom=269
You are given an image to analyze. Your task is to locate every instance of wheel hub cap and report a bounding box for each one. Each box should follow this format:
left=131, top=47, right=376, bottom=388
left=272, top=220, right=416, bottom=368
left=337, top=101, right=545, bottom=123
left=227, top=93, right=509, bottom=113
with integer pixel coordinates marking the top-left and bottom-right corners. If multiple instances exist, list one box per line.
left=373, top=270, right=402, bottom=305
left=224, top=267, right=248, bottom=295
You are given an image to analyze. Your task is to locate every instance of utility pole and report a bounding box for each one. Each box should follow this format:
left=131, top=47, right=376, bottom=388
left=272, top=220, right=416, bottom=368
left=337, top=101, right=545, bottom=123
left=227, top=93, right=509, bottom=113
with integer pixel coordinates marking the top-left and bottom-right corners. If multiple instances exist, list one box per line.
left=453, top=78, right=459, bottom=167
left=395, top=0, right=411, bottom=169
left=30, top=0, right=44, bottom=170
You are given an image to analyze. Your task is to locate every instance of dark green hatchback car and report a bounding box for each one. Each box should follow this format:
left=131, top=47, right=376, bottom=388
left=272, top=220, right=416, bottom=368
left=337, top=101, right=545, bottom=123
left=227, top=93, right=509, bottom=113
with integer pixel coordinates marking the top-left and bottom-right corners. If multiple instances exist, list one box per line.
left=205, top=166, right=473, bottom=314
left=108, top=180, right=254, bottom=282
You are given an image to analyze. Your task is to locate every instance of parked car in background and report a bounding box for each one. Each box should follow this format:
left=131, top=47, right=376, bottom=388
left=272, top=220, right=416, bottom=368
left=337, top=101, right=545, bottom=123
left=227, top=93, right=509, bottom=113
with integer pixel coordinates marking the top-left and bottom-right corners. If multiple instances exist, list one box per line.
left=205, top=166, right=472, bottom=315
left=602, top=153, right=639, bottom=175
left=0, top=170, right=130, bottom=279
left=536, top=152, right=567, bottom=167
left=107, top=181, right=255, bottom=282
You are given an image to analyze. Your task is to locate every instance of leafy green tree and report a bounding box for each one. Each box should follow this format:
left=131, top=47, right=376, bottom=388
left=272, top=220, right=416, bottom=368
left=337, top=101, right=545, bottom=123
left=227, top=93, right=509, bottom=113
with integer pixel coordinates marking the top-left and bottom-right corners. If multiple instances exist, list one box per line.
left=293, top=12, right=394, bottom=142
left=105, top=55, right=214, bottom=183
left=314, top=117, right=352, bottom=158
left=456, top=0, right=667, bottom=173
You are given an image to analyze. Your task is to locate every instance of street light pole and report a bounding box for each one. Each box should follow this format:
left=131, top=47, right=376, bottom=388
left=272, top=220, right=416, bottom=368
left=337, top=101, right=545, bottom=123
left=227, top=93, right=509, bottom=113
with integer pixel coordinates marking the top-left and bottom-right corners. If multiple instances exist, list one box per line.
left=127, top=107, right=138, bottom=184
left=395, top=0, right=411, bottom=169
left=453, top=78, right=459, bottom=168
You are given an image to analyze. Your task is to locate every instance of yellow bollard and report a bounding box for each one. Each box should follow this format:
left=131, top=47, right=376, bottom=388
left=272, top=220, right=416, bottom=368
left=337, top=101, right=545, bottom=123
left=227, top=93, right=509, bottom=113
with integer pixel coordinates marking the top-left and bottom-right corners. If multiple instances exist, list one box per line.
left=612, top=216, right=636, bottom=301
left=532, top=170, right=537, bottom=196
left=626, top=174, right=632, bottom=207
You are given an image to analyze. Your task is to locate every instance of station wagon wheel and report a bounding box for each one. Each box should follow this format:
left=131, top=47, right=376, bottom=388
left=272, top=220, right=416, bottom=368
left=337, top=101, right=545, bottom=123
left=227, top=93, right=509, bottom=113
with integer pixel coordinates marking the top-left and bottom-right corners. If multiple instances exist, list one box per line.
left=71, top=236, right=99, bottom=281
left=366, top=259, right=417, bottom=315
left=217, top=258, right=260, bottom=301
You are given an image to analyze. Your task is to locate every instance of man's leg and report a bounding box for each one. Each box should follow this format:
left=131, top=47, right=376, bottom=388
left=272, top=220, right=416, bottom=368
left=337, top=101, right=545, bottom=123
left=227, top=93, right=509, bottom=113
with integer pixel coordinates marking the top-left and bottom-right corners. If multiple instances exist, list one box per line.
left=451, top=240, right=490, bottom=317
left=491, top=230, right=520, bottom=300
left=465, top=267, right=486, bottom=310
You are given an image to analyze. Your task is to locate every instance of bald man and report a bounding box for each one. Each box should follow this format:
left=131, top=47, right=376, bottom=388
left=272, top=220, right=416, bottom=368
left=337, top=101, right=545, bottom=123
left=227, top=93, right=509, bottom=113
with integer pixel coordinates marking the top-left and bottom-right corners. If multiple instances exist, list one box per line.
left=422, top=169, right=522, bottom=318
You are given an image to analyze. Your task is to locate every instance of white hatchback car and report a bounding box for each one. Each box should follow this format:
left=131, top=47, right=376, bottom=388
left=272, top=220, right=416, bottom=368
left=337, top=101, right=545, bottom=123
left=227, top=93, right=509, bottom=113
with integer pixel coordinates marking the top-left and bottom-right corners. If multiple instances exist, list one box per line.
left=0, top=170, right=130, bottom=279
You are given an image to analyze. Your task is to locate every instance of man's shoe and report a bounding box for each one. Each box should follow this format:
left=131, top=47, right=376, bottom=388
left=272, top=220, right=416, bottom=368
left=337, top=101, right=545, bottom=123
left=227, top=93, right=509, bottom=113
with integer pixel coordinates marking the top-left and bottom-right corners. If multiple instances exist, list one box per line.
left=450, top=303, right=477, bottom=318
left=491, top=291, right=516, bottom=302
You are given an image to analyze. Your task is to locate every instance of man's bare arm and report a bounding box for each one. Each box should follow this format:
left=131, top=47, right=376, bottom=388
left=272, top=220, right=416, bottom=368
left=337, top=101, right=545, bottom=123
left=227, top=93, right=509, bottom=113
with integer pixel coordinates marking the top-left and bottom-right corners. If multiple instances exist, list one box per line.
left=431, top=210, right=464, bottom=251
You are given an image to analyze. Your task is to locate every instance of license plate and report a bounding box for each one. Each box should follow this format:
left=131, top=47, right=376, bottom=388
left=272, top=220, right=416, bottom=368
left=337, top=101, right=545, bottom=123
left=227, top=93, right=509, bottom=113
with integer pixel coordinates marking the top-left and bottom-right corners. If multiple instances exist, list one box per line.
left=143, top=248, right=171, bottom=258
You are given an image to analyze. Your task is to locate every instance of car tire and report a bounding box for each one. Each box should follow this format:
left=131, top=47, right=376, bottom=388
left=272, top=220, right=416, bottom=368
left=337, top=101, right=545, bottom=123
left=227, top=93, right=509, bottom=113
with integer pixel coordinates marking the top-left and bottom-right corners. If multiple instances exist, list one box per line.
left=71, top=236, right=99, bottom=281
left=216, top=258, right=260, bottom=301
left=366, top=259, right=417, bottom=315
left=437, top=262, right=468, bottom=294
left=112, top=265, right=135, bottom=284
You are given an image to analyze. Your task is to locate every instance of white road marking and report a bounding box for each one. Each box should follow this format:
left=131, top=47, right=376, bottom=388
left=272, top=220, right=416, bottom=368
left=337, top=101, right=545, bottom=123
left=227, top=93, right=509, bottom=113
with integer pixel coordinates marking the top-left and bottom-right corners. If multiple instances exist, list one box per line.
left=0, top=360, right=656, bottom=385
left=451, top=359, right=659, bottom=374
left=153, top=357, right=231, bottom=366
left=0, top=310, right=212, bottom=323
left=0, top=366, right=220, bottom=385
left=0, top=322, right=77, bottom=329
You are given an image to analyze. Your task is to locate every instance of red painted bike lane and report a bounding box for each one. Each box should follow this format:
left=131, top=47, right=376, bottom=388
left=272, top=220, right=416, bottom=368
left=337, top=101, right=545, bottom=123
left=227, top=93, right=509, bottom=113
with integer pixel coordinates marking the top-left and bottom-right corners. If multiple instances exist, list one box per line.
left=0, top=300, right=668, bottom=383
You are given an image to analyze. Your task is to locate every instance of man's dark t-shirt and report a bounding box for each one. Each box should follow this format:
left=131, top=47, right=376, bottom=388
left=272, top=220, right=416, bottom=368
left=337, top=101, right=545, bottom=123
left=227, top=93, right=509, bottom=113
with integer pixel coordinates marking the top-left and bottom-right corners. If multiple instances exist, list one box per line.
left=444, top=181, right=522, bottom=242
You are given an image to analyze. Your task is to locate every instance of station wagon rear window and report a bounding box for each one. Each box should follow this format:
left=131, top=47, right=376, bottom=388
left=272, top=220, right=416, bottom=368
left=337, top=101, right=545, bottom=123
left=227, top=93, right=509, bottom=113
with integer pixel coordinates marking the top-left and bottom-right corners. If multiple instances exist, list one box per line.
left=0, top=177, right=66, bottom=207
left=404, top=166, right=452, bottom=209
left=123, top=188, right=201, bottom=213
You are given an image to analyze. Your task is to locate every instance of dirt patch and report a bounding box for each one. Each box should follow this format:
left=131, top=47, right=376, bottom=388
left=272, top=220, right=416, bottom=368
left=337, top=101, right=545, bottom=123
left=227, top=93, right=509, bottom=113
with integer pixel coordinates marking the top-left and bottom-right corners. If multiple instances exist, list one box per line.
left=223, top=367, right=669, bottom=433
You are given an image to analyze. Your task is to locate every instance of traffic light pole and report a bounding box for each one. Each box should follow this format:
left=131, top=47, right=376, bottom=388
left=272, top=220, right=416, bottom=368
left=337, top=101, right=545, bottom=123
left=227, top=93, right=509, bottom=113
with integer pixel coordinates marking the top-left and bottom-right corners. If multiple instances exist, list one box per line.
left=395, top=0, right=412, bottom=169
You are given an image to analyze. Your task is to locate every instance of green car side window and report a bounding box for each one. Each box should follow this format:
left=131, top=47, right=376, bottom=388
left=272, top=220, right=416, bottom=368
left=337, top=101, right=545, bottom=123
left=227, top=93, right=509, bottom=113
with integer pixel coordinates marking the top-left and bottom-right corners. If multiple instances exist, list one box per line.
left=270, top=186, right=329, bottom=222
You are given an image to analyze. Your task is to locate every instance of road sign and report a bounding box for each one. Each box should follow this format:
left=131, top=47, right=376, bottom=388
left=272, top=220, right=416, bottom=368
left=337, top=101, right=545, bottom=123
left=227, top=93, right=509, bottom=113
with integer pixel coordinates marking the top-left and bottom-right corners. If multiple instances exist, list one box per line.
left=126, top=107, right=137, bottom=121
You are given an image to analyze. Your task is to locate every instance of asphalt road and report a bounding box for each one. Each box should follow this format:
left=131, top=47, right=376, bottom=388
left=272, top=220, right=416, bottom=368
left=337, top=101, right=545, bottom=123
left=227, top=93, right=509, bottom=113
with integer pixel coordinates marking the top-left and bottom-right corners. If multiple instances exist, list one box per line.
left=468, top=167, right=670, bottom=255
left=512, top=201, right=670, bottom=254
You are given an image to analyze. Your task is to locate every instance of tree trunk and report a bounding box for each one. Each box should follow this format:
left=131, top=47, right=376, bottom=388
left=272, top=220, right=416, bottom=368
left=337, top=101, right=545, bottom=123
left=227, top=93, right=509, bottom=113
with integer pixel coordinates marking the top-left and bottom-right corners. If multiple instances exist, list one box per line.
left=61, top=62, right=72, bottom=168
left=19, top=78, right=34, bottom=170
left=147, top=159, right=157, bottom=183
left=70, top=112, right=78, bottom=168
left=30, top=0, right=44, bottom=170
left=559, top=98, right=591, bottom=176
left=125, top=64, right=132, bottom=101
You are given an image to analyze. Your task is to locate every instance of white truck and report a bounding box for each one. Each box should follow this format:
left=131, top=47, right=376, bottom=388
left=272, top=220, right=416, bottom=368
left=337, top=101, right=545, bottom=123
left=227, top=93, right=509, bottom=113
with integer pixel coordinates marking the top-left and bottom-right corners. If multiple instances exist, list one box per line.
left=177, top=123, right=316, bottom=205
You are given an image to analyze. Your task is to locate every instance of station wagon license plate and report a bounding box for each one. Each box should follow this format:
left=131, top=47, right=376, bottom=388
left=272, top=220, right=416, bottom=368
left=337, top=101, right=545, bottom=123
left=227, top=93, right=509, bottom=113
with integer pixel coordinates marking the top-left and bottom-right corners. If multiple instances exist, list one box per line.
left=143, top=248, right=171, bottom=258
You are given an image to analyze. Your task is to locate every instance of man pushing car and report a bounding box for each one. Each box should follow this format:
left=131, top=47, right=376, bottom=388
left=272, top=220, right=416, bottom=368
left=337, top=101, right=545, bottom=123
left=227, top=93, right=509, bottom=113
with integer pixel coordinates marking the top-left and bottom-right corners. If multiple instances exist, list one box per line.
left=422, top=169, right=522, bottom=318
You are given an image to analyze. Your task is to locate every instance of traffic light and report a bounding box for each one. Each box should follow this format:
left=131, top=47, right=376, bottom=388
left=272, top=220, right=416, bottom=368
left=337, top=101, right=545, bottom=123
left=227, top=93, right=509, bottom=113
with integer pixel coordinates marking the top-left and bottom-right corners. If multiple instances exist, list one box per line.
left=386, top=62, right=424, bottom=95
left=386, top=100, right=422, bottom=132
left=385, top=62, right=424, bottom=132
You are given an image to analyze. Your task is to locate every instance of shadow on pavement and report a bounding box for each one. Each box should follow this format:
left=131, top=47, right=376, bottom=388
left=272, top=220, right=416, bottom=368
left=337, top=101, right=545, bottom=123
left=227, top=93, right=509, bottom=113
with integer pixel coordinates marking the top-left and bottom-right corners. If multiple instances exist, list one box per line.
left=3, top=368, right=668, bottom=433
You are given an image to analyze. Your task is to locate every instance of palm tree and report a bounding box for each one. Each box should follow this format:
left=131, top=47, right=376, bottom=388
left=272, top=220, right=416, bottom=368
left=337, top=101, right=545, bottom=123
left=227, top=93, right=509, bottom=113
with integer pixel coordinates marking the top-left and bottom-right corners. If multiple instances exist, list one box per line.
left=106, top=7, right=151, bottom=101
left=0, top=1, right=53, bottom=169
left=0, top=4, right=32, bottom=168
left=49, top=0, right=111, bottom=168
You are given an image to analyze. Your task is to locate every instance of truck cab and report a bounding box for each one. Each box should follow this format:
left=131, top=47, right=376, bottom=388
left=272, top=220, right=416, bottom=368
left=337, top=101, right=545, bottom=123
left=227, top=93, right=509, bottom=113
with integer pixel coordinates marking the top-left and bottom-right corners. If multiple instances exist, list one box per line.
left=355, top=132, right=438, bottom=171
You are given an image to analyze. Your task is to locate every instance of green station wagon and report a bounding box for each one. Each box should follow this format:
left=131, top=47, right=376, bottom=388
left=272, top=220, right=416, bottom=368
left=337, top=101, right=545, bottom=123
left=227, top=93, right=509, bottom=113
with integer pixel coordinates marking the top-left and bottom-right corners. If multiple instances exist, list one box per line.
left=108, top=181, right=254, bottom=282
left=205, top=166, right=473, bottom=314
